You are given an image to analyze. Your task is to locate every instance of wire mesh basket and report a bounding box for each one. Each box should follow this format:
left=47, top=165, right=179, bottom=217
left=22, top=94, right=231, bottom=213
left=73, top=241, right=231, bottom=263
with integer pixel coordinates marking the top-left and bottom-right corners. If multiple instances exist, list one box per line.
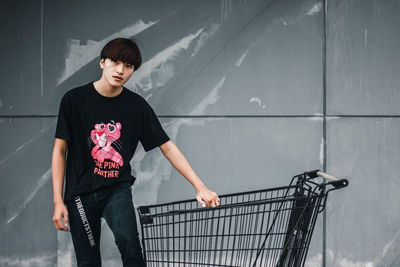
left=137, top=170, right=348, bottom=267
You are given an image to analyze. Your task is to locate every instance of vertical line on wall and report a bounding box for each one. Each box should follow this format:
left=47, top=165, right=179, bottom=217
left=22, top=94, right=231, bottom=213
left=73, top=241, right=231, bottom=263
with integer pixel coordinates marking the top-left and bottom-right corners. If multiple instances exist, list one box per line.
left=322, top=0, right=327, bottom=266
left=40, top=0, right=44, bottom=98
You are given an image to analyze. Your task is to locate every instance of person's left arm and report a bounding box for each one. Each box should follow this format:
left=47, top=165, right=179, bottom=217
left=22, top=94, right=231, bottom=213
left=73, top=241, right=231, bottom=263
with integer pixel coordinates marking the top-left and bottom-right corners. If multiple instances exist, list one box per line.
left=159, top=140, right=220, bottom=208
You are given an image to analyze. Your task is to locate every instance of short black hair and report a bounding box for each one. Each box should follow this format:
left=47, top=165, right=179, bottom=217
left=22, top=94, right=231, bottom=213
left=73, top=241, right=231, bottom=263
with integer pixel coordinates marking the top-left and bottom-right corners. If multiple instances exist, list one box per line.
left=100, top=38, right=142, bottom=71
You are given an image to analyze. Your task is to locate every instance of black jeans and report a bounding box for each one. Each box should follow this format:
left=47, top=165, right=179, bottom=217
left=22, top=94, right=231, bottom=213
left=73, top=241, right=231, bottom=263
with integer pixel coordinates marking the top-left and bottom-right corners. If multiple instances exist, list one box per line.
left=66, top=182, right=146, bottom=267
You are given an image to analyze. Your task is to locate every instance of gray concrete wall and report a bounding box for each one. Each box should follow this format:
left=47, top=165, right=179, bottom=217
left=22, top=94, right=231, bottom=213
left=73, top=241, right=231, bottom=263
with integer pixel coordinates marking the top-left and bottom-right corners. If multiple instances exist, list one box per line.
left=0, top=0, right=398, bottom=266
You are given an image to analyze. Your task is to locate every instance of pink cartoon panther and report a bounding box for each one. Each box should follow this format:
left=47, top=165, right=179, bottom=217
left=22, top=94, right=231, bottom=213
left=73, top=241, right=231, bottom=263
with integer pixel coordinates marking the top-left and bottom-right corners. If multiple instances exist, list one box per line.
left=90, top=121, right=123, bottom=167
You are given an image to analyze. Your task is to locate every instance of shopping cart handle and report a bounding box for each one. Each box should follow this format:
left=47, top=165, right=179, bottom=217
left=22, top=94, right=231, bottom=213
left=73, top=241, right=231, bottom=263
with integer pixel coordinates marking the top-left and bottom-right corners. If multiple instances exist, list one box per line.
left=305, top=170, right=320, bottom=178
left=329, top=179, right=349, bottom=189
left=304, top=170, right=348, bottom=189
left=316, top=171, right=348, bottom=189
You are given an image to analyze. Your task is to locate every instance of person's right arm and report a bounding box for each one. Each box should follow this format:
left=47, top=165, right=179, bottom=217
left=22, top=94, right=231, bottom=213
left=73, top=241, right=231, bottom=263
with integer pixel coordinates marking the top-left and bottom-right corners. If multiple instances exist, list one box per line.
left=52, top=138, right=69, bottom=231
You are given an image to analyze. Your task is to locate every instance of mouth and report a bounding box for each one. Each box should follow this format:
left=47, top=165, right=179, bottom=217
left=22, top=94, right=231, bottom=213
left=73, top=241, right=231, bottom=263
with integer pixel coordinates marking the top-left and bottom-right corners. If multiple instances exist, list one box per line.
left=112, top=76, right=123, bottom=81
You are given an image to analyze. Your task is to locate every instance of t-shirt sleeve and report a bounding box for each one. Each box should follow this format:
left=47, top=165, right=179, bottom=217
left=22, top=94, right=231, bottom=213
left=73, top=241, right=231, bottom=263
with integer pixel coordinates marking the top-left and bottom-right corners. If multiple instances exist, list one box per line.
left=55, top=94, right=72, bottom=143
left=139, top=100, right=170, bottom=152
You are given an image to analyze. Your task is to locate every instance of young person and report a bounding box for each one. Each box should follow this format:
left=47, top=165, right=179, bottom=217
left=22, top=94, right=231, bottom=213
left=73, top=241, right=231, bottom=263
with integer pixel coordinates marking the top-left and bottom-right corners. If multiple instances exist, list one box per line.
left=51, top=37, right=220, bottom=267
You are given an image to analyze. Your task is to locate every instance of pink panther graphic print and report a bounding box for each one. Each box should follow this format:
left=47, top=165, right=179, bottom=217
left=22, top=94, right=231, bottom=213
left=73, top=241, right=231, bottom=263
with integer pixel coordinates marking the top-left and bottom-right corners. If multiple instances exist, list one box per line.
left=89, top=120, right=123, bottom=178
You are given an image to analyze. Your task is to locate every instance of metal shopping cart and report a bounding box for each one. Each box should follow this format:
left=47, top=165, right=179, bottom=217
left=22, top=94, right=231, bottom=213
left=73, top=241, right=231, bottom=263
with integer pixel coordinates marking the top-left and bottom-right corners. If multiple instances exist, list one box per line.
left=137, top=170, right=348, bottom=267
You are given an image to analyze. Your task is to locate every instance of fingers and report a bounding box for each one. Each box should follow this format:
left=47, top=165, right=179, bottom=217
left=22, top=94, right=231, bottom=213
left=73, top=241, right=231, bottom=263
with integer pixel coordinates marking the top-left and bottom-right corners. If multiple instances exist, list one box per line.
left=63, top=213, right=69, bottom=231
left=197, top=192, right=221, bottom=208
left=53, top=217, right=67, bottom=231
left=211, top=201, right=216, bottom=208
left=211, top=196, right=220, bottom=208
left=209, top=192, right=220, bottom=208
left=196, top=196, right=206, bottom=208
left=53, top=209, right=69, bottom=232
left=213, top=194, right=220, bottom=207
left=201, top=197, right=212, bottom=208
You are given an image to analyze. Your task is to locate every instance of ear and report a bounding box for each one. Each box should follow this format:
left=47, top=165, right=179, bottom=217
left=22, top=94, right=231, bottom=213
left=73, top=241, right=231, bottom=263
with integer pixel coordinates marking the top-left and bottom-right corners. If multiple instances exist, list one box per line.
left=116, top=122, right=122, bottom=129
left=99, top=58, right=105, bottom=69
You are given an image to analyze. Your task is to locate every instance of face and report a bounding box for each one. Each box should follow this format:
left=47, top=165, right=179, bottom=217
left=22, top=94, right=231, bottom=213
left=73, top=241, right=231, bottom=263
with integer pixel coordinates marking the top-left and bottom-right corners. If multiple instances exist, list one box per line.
left=99, top=58, right=135, bottom=87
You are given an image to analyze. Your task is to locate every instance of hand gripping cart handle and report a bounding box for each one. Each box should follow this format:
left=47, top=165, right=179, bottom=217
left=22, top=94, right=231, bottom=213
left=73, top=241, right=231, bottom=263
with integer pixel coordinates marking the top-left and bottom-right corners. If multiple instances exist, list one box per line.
left=137, top=170, right=348, bottom=267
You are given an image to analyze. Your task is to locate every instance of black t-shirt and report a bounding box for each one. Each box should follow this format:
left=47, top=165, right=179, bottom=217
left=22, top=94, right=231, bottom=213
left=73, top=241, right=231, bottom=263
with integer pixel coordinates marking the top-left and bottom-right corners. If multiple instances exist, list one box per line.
left=55, top=81, right=170, bottom=202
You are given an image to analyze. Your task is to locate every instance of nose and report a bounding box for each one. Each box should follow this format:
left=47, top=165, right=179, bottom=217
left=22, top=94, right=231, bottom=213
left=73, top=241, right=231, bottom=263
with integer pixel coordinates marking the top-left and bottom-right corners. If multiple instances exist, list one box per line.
left=115, top=62, right=124, bottom=74
left=96, top=128, right=105, bottom=135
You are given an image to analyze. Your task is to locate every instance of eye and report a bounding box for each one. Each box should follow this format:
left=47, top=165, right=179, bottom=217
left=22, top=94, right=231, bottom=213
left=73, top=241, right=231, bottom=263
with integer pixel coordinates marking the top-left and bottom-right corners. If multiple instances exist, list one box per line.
left=99, top=123, right=105, bottom=129
left=126, top=64, right=134, bottom=69
left=108, top=124, right=116, bottom=133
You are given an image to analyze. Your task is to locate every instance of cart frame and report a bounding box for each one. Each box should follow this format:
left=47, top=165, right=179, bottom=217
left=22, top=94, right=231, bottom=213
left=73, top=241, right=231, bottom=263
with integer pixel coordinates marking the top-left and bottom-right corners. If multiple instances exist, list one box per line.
left=137, top=170, right=348, bottom=267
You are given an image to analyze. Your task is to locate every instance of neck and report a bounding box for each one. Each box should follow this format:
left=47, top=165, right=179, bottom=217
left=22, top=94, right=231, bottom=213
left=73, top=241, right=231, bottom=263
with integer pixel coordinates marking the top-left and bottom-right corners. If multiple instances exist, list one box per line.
left=93, top=78, right=123, bottom=97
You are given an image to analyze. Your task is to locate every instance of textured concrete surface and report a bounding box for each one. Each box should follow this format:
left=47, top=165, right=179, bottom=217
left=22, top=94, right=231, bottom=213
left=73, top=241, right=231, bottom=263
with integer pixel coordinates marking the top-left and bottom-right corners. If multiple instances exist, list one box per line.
left=327, top=0, right=400, bottom=115
left=326, top=118, right=400, bottom=266
left=0, top=0, right=398, bottom=266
